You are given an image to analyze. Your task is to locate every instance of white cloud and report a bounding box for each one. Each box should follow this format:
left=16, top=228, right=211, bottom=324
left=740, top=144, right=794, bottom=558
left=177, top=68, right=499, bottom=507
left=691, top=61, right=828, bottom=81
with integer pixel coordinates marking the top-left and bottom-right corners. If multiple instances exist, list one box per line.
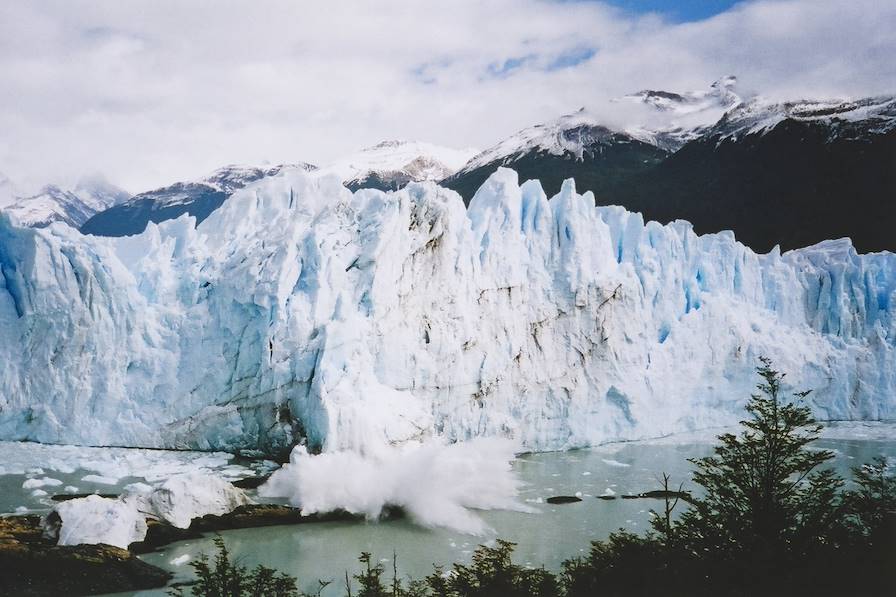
left=0, top=0, right=893, bottom=193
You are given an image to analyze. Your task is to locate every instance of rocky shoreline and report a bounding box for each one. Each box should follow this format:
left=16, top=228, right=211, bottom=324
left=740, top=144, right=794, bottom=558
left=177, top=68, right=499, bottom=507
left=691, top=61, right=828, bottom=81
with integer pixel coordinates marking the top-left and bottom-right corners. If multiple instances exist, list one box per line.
left=0, top=515, right=171, bottom=596
left=3, top=471, right=675, bottom=596
left=2, top=487, right=402, bottom=596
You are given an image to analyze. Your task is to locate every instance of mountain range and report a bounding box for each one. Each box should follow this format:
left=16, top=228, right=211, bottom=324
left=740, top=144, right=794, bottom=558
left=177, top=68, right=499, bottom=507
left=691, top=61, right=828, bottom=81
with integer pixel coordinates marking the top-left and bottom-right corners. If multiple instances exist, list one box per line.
left=79, top=163, right=317, bottom=237
left=77, top=141, right=477, bottom=237
left=0, top=175, right=130, bottom=228
left=444, top=79, right=896, bottom=253
left=3, top=78, right=894, bottom=252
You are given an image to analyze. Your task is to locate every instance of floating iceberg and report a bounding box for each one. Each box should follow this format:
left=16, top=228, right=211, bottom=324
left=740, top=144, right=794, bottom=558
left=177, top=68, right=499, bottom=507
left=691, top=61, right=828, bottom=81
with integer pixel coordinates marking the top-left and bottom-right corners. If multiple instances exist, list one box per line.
left=0, top=169, right=892, bottom=455
left=47, top=473, right=250, bottom=548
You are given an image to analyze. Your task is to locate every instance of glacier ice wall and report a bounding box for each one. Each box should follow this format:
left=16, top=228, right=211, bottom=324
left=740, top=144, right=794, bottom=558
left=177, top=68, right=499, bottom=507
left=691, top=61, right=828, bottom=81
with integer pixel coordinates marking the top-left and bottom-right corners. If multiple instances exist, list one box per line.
left=0, top=169, right=893, bottom=455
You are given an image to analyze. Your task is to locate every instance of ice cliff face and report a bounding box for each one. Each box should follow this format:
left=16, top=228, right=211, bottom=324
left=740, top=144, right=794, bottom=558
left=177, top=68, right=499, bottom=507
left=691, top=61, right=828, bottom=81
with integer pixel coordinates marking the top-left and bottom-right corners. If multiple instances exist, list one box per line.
left=0, top=169, right=893, bottom=455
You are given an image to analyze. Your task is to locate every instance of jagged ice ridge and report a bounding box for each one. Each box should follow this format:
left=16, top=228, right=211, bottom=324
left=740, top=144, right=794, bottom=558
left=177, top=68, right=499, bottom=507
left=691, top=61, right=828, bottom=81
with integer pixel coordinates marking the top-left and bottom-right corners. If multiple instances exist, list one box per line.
left=0, top=169, right=893, bottom=455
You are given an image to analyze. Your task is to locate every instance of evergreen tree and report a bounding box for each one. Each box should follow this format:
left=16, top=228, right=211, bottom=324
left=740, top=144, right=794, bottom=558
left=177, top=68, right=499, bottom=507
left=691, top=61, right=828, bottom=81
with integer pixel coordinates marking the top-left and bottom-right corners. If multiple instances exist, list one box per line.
left=677, top=358, right=841, bottom=554
left=425, top=540, right=559, bottom=597
left=169, top=536, right=300, bottom=597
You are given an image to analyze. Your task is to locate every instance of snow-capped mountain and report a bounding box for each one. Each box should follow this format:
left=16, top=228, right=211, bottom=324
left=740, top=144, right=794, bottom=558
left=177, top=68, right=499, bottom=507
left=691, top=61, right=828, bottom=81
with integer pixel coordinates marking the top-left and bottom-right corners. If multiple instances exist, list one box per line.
left=80, top=163, right=316, bottom=237
left=82, top=143, right=477, bottom=237
left=440, top=78, right=745, bottom=199
left=445, top=80, right=896, bottom=252
left=623, top=75, right=743, bottom=150
left=0, top=170, right=892, bottom=455
left=445, top=76, right=741, bottom=188
left=1, top=176, right=130, bottom=228
left=625, top=75, right=741, bottom=115
left=317, top=140, right=478, bottom=191
left=709, top=94, right=896, bottom=142
left=442, top=109, right=669, bottom=205
left=73, top=174, right=132, bottom=212
left=3, top=186, right=95, bottom=228
left=618, top=93, right=896, bottom=253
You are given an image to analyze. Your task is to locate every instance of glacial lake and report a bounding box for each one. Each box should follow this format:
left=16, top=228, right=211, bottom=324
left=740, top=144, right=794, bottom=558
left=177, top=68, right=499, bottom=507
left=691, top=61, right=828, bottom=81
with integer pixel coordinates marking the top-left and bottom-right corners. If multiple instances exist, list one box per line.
left=2, top=423, right=894, bottom=597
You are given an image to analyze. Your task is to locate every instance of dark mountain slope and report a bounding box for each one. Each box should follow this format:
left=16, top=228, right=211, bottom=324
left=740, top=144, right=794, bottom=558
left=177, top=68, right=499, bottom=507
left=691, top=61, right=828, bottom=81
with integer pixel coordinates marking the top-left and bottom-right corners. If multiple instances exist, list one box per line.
left=81, top=163, right=315, bottom=237
left=611, top=99, right=896, bottom=253
left=444, top=96, right=896, bottom=253
left=442, top=122, right=669, bottom=202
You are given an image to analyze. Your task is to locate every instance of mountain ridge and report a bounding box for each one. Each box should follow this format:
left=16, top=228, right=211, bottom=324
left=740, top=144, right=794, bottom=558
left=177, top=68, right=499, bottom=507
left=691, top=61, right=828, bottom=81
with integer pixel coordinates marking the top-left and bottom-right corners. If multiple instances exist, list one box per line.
left=443, top=82, right=896, bottom=253
left=2, top=177, right=130, bottom=228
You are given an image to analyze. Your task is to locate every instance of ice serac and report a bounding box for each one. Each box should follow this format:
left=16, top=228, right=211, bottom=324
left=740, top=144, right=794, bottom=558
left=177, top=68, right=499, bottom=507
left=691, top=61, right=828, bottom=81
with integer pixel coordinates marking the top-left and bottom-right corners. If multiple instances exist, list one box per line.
left=0, top=169, right=893, bottom=455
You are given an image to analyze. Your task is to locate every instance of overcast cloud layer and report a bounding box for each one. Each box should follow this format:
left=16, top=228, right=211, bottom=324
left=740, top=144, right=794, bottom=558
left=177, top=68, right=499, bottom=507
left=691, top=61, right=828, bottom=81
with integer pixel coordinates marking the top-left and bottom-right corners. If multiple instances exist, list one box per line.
left=0, top=0, right=894, bottom=193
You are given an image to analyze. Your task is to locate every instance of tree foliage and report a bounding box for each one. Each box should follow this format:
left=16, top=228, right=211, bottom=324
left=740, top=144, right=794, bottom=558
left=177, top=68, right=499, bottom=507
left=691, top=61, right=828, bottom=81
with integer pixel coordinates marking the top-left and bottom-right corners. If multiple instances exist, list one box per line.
left=678, top=357, right=841, bottom=557
left=168, top=536, right=300, bottom=597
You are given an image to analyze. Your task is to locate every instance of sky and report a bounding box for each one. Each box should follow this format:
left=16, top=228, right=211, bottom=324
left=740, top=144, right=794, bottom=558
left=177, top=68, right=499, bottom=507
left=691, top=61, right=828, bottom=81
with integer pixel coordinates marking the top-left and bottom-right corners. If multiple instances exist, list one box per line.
left=0, top=0, right=893, bottom=194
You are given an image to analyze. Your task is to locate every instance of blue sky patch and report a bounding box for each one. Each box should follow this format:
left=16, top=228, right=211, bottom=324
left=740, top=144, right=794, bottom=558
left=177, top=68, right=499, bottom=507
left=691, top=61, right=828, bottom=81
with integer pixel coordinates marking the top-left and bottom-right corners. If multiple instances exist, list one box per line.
left=487, top=54, right=538, bottom=78
left=547, top=47, right=597, bottom=70
left=576, top=0, right=743, bottom=22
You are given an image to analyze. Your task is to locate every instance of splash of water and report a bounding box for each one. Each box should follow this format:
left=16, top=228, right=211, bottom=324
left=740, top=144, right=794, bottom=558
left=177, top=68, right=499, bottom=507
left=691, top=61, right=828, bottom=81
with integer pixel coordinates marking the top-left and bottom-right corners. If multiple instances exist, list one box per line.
left=259, top=437, right=531, bottom=534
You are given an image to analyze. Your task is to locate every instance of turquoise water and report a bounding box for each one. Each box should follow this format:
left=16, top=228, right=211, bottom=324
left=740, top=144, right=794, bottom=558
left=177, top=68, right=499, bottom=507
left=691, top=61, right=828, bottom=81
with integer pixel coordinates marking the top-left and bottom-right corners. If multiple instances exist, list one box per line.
left=103, top=424, right=896, bottom=597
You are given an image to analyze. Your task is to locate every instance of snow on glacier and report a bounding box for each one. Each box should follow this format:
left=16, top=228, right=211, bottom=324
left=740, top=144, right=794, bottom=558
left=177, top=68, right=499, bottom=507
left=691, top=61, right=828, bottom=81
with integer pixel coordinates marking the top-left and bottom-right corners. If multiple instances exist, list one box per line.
left=0, top=168, right=893, bottom=455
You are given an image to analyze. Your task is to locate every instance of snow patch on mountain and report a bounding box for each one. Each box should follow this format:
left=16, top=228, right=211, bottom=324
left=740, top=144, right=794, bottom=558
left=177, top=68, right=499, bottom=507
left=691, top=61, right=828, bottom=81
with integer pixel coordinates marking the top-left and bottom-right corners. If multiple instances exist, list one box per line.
left=1, top=176, right=130, bottom=229
left=0, top=169, right=892, bottom=456
left=710, top=95, right=896, bottom=142
left=79, top=163, right=318, bottom=236
left=4, top=186, right=97, bottom=228
left=624, top=75, right=741, bottom=116
left=73, top=174, right=131, bottom=212
left=127, top=163, right=318, bottom=210
left=457, top=78, right=745, bottom=172
left=203, top=163, right=318, bottom=193
left=458, top=110, right=641, bottom=173
left=318, top=140, right=477, bottom=189
left=622, top=76, right=744, bottom=150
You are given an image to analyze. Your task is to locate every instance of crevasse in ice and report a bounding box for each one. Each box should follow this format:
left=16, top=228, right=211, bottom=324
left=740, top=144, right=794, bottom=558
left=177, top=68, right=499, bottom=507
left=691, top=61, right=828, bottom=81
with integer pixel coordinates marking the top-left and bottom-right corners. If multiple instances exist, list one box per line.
left=0, top=168, right=892, bottom=455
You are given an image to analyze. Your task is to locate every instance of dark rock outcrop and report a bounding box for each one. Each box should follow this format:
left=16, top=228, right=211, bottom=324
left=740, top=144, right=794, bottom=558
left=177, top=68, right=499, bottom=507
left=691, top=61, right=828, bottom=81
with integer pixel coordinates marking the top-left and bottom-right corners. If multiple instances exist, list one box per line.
left=546, top=495, right=583, bottom=504
left=0, top=515, right=171, bottom=597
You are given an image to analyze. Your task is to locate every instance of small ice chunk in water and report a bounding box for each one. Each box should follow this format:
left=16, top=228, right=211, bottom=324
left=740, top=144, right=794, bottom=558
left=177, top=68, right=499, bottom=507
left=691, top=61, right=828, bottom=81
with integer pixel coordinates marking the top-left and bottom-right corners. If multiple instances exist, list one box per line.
left=170, top=554, right=191, bottom=566
left=22, top=477, right=63, bottom=489
left=81, top=474, right=120, bottom=485
left=601, top=459, right=630, bottom=468
left=30, top=489, right=48, bottom=497
left=64, top=486, right=79, bottom=493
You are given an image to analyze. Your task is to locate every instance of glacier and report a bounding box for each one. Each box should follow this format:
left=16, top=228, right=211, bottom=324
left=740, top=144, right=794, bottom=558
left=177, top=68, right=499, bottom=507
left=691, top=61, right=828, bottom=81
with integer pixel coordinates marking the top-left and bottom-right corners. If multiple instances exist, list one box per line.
left=0, top=168, right=893, bottom=456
